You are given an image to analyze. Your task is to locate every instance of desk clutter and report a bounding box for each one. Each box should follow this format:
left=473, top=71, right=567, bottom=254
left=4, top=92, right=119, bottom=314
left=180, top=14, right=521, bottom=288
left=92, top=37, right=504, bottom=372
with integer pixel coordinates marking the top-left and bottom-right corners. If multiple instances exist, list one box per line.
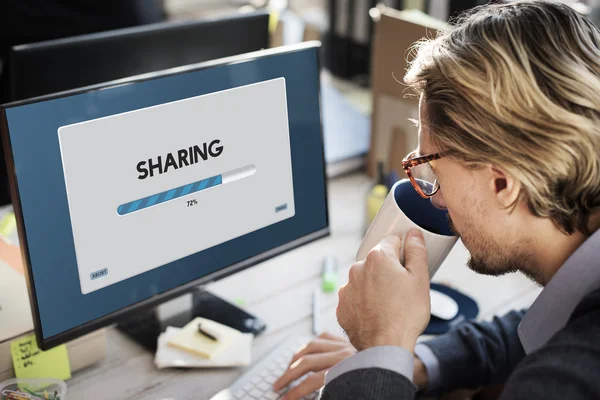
left=0, top=378, right=67, bottom=400
left=155, top=318, right=253, bottom=369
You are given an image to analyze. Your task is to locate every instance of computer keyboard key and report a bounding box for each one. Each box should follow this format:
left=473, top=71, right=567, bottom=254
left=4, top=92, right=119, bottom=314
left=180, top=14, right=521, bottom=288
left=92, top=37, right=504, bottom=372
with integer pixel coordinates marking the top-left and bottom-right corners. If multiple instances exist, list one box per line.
left=251, top=376, right=261, bottom=384
left=249, top=389, right=264, bottom=399
left=265, top=392, right=280, bottom=400
left=260, top=370, right=270, bottom=377
left=258, top=382, right=271, bottom=391
left=243, top=383, right=253, bottom=392
left=265, top=375, right=277, bottom=384
left=234, top=390, right=246, bottom=399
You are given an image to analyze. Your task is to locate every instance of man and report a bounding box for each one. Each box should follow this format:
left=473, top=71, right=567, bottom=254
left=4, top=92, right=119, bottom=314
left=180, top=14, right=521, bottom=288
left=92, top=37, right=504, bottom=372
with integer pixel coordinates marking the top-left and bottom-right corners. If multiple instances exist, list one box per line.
left=273, top=0, right=600, bottom=398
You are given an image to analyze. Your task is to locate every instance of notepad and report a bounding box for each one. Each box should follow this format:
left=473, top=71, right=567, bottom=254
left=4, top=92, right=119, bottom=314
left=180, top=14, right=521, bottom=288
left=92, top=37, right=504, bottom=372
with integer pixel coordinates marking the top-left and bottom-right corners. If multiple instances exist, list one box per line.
left=166, top=317, right=243, bottom=359
left=155, top=327, right=252, bottom=369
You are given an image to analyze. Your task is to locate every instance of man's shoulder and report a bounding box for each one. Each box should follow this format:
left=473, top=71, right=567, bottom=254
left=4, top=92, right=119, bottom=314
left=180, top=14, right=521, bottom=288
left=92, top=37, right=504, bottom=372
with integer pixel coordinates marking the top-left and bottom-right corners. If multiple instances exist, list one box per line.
left=519, top=286, right=600, bottom=368
left=500, top=288, right=600, bottom=399
left=570, top=287, right=600, bottom=323
left=548, top=286, right=600, bottom=347
left=528, top=287, right=600, bottom=352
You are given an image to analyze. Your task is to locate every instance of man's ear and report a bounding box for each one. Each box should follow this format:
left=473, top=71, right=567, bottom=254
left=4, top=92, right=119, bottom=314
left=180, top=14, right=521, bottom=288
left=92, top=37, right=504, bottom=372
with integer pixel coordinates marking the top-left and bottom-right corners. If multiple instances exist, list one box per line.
left=489, top=166, right=521, bottom=208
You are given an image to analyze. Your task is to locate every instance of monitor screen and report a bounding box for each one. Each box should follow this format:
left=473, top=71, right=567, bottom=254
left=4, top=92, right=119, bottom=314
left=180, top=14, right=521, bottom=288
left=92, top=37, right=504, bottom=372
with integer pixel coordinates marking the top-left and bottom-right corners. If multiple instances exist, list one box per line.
left=0, top=43, right=328, bottom=349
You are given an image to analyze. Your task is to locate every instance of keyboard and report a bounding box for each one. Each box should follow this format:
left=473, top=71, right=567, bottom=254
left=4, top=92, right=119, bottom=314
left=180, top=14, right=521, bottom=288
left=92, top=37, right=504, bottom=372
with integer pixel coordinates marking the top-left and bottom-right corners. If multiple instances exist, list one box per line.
left=210, top=335, right=319, bottom=400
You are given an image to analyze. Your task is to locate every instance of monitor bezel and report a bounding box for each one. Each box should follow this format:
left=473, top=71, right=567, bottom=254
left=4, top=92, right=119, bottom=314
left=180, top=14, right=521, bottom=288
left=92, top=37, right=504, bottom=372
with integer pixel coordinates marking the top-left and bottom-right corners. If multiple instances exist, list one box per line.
left=0, top=41, right=330, bottom=350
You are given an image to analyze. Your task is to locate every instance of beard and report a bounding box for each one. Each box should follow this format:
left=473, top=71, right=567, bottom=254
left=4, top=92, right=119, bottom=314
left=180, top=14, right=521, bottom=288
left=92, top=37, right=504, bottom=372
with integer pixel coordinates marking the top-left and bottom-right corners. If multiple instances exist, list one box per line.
left=446, top=213, right=543, bottom=284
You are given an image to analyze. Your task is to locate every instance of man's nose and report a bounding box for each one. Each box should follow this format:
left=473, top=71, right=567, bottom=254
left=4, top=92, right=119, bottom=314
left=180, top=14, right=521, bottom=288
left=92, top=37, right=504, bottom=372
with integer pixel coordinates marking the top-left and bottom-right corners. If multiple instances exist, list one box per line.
left=430, top=191, right=447, bottom=210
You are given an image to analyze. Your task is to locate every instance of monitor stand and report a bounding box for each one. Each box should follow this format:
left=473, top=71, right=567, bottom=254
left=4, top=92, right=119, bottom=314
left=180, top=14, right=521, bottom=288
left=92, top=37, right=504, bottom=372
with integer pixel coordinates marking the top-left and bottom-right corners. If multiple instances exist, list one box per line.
left=116, top=288, right=266, bottom=351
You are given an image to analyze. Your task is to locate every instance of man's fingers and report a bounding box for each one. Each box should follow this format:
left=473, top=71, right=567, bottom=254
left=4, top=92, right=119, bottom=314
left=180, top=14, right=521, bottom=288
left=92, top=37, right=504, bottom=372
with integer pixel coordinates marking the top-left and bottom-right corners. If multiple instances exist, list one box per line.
left=288, top=338, right=349, bottom=366
left=370, top=235, right=403, bottom=262
left=403, top=229, right=429, bottom=277
left=274, top=353, right=338, bottom=391
left=317, top=332, right=348, bottom=342
left=281, top=370, right=326, bottom=400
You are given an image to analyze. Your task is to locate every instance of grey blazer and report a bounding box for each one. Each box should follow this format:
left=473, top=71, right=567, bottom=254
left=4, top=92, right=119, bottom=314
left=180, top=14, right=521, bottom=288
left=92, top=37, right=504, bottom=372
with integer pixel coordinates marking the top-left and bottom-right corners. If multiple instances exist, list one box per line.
left=320, top=288, right=600, bottom=399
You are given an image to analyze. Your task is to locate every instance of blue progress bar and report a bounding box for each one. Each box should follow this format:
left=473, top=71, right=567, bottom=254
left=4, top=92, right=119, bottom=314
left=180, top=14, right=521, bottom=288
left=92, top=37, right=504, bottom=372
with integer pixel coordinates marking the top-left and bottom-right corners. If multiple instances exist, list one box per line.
left=117, top=174, right=222, bottom=215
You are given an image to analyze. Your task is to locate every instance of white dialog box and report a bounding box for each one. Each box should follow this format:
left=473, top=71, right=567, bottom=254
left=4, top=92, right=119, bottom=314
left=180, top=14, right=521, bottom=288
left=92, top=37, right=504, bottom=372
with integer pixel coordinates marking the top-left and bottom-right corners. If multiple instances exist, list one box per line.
left=58, top=78, right=295, bottom=294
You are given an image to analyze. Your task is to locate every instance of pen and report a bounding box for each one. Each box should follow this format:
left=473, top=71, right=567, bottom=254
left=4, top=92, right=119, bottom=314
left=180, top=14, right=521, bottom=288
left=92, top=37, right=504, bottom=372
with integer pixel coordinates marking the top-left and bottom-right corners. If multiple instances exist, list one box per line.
left=198, top=323, right=220, bottom=341
left=312, top=288, right=321, bottom=335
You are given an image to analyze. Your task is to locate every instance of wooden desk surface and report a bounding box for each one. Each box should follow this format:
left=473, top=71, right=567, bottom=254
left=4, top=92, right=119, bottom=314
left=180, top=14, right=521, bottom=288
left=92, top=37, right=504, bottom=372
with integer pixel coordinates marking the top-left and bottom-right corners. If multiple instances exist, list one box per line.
left=66, top=172, right=541, bottom=399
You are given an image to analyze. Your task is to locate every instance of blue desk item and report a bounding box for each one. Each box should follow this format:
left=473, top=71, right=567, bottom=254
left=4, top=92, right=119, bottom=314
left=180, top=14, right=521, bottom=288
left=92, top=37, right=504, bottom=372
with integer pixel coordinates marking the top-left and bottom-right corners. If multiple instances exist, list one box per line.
left=424, top=283, right=479, bottom=335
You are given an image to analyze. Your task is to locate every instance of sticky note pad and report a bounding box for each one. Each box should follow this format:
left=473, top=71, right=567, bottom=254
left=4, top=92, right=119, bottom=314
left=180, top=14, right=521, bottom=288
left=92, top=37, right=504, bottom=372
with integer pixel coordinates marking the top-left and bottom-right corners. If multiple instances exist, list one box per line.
left=11, top=335, right=71, bottom=380
left=167, top=317, right=242, bottom=359
left=0, top=212, right=16, bottom=238
left=269, top=12, right=280, bottom=35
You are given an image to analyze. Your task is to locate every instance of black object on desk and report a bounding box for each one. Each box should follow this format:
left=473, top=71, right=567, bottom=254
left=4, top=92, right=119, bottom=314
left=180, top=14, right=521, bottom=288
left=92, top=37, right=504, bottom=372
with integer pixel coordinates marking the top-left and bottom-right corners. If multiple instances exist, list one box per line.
left=117, top=289, right=266, bottom=351
left=198, top=322, right=220, bottom=341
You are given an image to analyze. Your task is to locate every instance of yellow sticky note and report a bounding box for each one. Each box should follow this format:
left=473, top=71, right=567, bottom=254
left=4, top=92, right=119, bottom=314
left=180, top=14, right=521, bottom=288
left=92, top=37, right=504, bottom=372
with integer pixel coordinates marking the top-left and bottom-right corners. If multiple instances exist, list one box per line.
left=0, top=212, right=16, bottom=238
left=11, top=335, right=71, bottom=381
left=269, top=12, right=280, bottom=35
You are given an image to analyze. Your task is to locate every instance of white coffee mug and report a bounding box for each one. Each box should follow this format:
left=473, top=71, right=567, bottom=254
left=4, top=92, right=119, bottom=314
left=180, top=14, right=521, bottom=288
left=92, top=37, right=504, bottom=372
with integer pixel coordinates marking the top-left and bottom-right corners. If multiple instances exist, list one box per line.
left=356, top=179, right=458, bottom=278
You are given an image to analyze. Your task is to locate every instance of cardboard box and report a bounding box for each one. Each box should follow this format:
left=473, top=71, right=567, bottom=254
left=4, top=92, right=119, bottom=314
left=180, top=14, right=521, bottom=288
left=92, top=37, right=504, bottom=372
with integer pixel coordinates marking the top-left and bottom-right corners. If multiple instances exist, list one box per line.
left=367, top=6, right=448, bottom=177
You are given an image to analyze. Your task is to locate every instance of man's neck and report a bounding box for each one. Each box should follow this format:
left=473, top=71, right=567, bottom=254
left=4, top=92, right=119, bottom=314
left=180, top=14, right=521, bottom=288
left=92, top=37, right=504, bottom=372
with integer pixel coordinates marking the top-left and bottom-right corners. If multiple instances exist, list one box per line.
left=528, top=219, right=588, bottom=285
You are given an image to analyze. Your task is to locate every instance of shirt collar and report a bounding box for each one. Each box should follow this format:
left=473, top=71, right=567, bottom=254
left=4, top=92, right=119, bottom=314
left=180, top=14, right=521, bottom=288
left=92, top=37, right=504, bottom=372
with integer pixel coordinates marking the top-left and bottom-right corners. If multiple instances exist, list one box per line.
left=518, top=228, right=600, bottom=354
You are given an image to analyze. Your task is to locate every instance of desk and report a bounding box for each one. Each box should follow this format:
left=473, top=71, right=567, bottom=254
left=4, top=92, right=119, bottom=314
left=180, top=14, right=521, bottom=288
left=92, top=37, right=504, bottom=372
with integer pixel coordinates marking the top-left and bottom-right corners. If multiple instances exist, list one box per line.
left=65, top=172, right=541, bottom=399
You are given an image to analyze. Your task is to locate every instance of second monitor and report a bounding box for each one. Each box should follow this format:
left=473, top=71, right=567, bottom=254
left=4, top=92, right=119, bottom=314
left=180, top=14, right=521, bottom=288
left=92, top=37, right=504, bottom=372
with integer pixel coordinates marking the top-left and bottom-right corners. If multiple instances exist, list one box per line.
left=0, top=10, right=270, bottom=207
left=8, top=10, right=271, bottom=101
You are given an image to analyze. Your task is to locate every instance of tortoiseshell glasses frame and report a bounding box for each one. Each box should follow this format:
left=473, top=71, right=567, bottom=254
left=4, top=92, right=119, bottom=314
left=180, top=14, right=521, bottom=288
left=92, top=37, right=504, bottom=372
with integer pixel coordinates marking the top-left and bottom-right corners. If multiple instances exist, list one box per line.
left=401, top=150, right=443, bottom=198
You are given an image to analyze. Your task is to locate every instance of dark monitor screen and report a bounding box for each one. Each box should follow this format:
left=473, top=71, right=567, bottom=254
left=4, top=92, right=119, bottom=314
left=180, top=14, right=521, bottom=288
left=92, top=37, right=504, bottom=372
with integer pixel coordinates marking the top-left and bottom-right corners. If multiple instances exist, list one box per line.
left=0, top=43, right=328, bottom=349
left=9, top=11, right=270, bottom=101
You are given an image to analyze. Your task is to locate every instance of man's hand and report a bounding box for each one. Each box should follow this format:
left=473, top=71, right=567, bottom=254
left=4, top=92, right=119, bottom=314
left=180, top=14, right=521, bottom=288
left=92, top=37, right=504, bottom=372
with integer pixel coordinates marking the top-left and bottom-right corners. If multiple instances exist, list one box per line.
left=336, top=229, right=431, bottom=352
left=273, top=332, right=356, bottom=400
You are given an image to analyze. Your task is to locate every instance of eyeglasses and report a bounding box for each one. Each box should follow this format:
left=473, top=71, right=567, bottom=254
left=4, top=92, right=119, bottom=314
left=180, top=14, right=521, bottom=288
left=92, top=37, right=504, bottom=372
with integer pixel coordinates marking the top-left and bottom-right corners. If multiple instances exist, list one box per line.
left=401, top=150, right=443, bottom=198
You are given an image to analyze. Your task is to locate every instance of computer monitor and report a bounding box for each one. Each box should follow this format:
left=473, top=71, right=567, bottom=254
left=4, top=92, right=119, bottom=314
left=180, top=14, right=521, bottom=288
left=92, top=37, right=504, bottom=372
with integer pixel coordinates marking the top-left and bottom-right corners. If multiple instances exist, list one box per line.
left=8, top=11, right=270, bottom=101
left=0, top=42, right=329, bottom=350
left=0, top=10, right=270, bottom=207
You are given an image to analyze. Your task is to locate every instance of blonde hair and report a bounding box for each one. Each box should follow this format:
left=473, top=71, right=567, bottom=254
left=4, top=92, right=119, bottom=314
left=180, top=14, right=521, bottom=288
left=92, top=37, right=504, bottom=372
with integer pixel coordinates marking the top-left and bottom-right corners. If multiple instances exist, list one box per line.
left=405, top=0, right=600, bottom=235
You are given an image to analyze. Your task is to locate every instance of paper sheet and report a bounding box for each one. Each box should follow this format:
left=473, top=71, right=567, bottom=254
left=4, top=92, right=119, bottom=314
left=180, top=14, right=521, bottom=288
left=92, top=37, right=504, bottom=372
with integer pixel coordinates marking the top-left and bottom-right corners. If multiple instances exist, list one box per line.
left=0, top=238, right=23, bottom=275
